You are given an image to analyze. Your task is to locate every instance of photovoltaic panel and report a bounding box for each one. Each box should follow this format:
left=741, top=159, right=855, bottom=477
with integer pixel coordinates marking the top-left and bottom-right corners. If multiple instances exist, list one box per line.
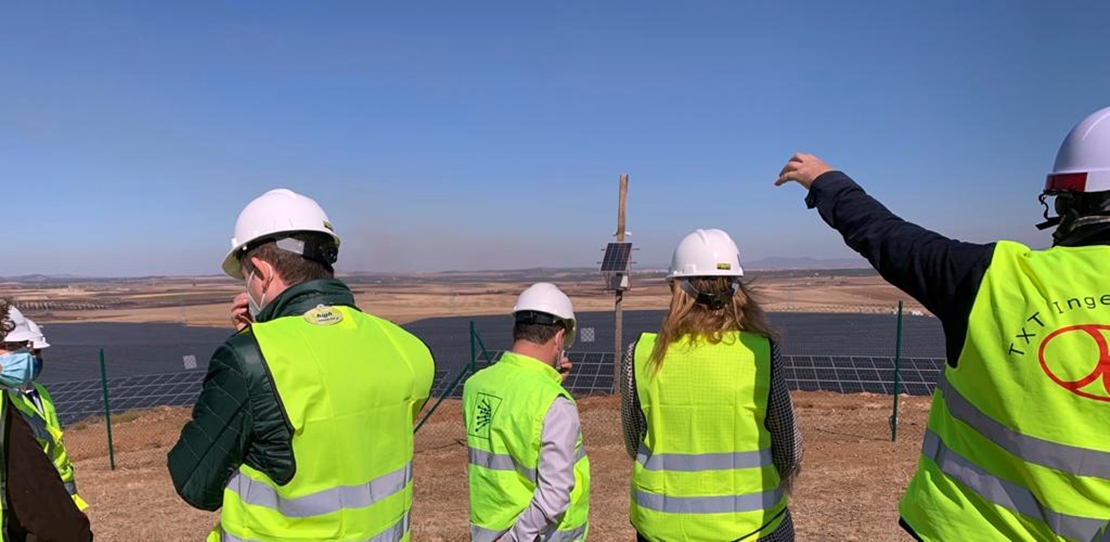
left=428, top=351, right=945, bottom=398
left=600, top=242, right=632, bottom=272
left=47, top=350, right=946, bottom=428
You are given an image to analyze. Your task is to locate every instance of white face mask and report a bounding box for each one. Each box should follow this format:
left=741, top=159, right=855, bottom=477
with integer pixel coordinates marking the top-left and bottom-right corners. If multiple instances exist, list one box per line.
left=247, top=269, right=267, bottom=319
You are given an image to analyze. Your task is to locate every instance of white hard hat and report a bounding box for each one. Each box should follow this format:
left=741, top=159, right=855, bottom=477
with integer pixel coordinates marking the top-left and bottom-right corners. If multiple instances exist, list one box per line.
left=1046, top=106, right=1110, bottom=194
left=2, top=307, right=36, bottom=345
left=221, top=188, right=341, bottom=278
left=512, top=283, right=577, bottom=347
left=26, top=320, right=49, bottom=349
left=666, top=228, right=744, bottom=280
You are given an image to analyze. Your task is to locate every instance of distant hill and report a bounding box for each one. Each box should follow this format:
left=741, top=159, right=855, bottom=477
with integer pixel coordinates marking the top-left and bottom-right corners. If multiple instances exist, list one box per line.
left=2, top=258, right=876, bottom=284
left=744, top=256, right=871, bottom=270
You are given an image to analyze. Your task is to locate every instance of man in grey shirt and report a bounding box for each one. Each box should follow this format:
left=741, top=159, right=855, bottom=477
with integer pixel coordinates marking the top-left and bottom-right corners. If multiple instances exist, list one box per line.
left=464, top=283, right=590, bottom=541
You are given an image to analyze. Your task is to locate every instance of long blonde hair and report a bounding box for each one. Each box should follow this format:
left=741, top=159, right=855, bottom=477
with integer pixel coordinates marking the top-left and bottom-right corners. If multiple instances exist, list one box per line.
left=648, top=276, right=777, bottom=371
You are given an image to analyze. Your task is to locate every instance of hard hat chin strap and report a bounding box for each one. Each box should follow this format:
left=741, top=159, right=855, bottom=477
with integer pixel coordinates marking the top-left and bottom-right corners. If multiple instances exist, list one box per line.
left=679, top=279, right=739, bottom=310
left=1035, top=193, right=1061, bottom=231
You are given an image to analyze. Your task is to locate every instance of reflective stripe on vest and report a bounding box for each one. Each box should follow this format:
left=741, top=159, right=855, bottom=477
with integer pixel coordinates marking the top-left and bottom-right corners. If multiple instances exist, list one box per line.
left=469, top=522, right=587, bottom=542
left=938, top=375, right=1110, bottom=478
left=28, top=384, right=78, bottom=489
left=468, top=444, right=587, bottom=484
left=221, top=512, right=411, bottom=542
left=922, top=430, right=1107, bottom=541
left=19, top=407, right=55, bottom=458
left=634, top=487, right=785, bottom=515
left=226, top=462, right=412, bottom=518
left=636, top=443, right=772, bottom=472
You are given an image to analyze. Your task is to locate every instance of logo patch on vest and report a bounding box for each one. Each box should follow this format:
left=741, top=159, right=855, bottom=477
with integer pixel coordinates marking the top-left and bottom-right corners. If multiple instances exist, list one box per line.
left=303, top=305, right=343, bottom=326
left=1039, top=324, right=1110, bottom=402
left=469, top=393, right=502, bottom=439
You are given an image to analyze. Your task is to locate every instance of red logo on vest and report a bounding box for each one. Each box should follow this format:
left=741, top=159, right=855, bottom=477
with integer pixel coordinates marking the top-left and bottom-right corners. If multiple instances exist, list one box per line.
left=1039, top=324, right=1110, bottom=402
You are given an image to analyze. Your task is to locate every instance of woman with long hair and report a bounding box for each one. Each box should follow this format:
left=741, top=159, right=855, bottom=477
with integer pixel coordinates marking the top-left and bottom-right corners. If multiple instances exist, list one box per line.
left=620, top=229, right=802, bottom=542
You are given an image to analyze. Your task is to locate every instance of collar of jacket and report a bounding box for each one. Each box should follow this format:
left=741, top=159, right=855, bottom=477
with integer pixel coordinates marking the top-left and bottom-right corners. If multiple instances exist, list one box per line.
left=254, top=278, right=358, bottom=323
left=499, top=351, right=562, bottom=383
left=1054, top=222, right=1110, bottom=248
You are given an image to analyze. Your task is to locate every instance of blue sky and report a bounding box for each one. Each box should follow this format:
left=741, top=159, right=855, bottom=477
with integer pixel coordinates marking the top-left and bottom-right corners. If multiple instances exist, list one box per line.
left=3, top=1, right=1109, bottom=276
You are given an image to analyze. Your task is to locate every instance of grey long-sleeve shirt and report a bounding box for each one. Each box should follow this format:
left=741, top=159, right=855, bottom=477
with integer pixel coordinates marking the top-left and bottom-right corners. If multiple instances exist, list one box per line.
left=504, top=397, right=581, bottom=542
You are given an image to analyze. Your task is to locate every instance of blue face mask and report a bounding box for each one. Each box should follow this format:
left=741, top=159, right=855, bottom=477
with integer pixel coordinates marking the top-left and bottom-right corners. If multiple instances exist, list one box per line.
left=0, top=349, right=35, bottom=388
left=31, top=355, right=43, bottom=381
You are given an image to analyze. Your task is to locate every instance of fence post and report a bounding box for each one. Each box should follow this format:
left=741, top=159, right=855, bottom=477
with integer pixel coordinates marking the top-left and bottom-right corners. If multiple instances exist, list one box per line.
left=99, top=348, right=116, bottom=470
left=472, top=322, right=493, bottom=366
left=890, top=301, right=904, bottom=442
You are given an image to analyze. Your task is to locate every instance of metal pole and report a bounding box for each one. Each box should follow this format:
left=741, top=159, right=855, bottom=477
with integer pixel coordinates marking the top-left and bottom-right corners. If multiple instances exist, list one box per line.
left=613, top=173, right=629, bottom=392
left=99, top=348, right=116, bottom=470
left=891, top=301, right=904, bottom=442
left=614, top=291, right=624, bottom=392
left=473, top=325, right=493, bottom=365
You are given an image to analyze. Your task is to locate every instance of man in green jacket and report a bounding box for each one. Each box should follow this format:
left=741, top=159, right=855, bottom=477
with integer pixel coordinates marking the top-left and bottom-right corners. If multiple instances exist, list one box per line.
left=168, top=188, right=435, bottom=541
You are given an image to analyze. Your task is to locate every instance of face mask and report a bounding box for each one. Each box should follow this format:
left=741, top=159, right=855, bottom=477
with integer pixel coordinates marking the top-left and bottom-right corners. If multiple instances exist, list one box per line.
left=0, top=349, right=35, bottom=388
left=246, top=269, right=268, bottom=319
left=31, top=355, right=43, bottom=381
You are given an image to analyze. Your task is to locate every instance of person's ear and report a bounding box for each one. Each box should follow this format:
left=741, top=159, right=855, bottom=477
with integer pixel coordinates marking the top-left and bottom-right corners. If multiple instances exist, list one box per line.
left=250, top=258, right=275, bottom=288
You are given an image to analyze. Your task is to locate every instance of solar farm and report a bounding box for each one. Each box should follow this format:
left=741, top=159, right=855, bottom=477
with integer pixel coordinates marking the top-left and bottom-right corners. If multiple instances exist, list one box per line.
left=42, top=310, right=944, bottom=427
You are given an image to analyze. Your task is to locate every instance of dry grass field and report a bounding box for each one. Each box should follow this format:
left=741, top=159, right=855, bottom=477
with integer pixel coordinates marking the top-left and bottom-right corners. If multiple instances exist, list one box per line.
left=2, top=270, right=926, bottom=327
left=67, top=393, right=931, bottom=541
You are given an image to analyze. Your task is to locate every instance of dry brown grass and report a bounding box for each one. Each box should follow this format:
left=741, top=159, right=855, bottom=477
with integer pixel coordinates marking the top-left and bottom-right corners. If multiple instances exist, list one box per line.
left=66, top=392, right=930, bottom=541
left=5, top=273, right=928, bottom=328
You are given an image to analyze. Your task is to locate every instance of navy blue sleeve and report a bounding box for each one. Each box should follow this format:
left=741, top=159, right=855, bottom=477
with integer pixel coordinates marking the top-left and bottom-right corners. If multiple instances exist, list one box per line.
left=804, top=171, right=996, bottom=365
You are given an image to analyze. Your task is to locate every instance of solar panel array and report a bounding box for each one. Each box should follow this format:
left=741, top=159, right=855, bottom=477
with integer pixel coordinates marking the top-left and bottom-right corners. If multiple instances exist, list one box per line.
left=50, top=371, right=204, bottom=426
left=48, top=351, right=944, bottom=427
left=433, top=351, right=944, bottom=398
left=599, top=242, right=632, bottom=272
left=782, top=355, right=943, bottom=396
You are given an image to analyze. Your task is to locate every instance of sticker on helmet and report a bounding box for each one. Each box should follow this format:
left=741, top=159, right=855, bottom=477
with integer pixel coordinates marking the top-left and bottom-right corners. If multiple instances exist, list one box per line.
left=717, top=263, right=731, bottom=270
left=323, top=220, right=334, bottom=232
left=304, top=305, right=343, bottom=326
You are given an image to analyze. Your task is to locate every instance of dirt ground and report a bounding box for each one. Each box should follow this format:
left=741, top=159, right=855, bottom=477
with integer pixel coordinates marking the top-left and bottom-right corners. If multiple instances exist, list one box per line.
left=66, top=391, right=931, bottom=541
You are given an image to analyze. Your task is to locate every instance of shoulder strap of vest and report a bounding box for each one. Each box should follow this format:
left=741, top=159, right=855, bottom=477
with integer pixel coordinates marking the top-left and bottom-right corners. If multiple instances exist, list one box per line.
left=225, top=327, right=297, bottom=485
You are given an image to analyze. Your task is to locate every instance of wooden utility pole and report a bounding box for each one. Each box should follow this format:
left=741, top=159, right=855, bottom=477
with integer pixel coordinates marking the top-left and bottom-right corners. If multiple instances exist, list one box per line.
left=613, top=174, right=628, bottom=391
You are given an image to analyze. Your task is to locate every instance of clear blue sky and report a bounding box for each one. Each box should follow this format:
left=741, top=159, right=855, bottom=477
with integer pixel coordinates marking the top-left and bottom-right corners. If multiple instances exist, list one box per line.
left=4, top=1, right=1109, bottom=276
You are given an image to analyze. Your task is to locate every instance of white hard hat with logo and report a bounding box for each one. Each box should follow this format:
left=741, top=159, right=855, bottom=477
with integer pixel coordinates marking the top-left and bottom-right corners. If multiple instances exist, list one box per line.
left=666, top=228, right=745, bottom=280
left=1045, top=106, right=1110, bottom=194
left=512, top=283, right=577, bottom=347
left=221, top=188, right=342, bottom=278
left=26, top=320, right=49, bottom=349
left=3, top=307, right=36, bottom=345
